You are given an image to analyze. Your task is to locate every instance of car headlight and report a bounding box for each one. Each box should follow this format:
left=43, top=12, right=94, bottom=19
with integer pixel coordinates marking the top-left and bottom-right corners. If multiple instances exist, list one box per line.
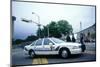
left=24, top=47, right=28, bottom=51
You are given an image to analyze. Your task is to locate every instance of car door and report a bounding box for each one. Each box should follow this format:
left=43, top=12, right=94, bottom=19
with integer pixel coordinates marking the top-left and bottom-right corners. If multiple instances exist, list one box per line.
left=42, top=38, right=56, bottom=54
left=34, top=39, right=44, bottom=54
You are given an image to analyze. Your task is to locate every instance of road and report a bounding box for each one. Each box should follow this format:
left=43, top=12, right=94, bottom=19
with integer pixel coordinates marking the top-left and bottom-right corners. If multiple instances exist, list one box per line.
left=12, top=43, right=96, bottom=66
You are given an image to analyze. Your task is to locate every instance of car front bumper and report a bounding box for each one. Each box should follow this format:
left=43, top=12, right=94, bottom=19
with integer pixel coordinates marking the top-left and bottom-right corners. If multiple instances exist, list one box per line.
left=24, top=49, right=29, bottom=55
left=70, top=48, right=82, bottom=54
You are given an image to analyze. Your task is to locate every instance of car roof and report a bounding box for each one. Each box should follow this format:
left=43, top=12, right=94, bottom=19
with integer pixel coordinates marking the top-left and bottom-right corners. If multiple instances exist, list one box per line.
left=38, top=37, right=55, bottom=39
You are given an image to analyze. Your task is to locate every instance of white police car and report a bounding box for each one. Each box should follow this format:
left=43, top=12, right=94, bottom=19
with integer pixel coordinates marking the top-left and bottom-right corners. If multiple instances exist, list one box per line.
left=24, top=37, right=85, bottom=58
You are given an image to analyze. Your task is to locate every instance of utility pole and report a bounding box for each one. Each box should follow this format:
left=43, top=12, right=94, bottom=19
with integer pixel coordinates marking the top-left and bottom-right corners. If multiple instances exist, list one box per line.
left=47, top=25, right=49, bottom=37
left=80, top=21, right=82, bottom=31
left=80, top=21, right=83, bottom=43
left=32, top=12, right=41, bottom=38
left=12, top=16, right=16, bottom=40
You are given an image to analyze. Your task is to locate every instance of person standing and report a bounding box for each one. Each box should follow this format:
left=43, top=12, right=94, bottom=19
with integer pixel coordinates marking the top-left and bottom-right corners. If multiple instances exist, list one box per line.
left=72, top=34, right=76, bottom=42
left=66, top=34, right=71, bottom=42
left=80, top=33, right=86, bottom=52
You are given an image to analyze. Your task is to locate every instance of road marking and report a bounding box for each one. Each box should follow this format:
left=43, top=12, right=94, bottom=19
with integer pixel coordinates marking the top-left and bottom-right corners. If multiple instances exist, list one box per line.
left=41, top=58, right=48, bottom=64
left=32, top=58, right=48, bottom=64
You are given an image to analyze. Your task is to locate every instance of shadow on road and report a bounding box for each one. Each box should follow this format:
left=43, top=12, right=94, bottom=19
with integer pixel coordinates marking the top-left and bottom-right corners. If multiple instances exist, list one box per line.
left=25, top=54, right=84, bottom=59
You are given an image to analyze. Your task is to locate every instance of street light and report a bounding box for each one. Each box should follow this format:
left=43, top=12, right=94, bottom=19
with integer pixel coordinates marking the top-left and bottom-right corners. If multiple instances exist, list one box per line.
left=32, top=12, right=49, bottom=37
left=21, top=18, right=41, bottom=38
left=32, top=12, right=40, bottom=24
left=32, top=12, right=41, bottom=38
left=21, top=12, right=49, bottom=38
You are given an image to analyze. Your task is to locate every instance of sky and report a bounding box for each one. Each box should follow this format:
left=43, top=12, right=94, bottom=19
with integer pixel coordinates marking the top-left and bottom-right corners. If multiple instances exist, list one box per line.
left=12, top=1, right=96, bottom=40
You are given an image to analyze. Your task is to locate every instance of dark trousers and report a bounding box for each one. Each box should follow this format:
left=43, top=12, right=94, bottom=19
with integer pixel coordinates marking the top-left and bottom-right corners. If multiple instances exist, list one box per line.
left=81, top=42, right=86, bottom=52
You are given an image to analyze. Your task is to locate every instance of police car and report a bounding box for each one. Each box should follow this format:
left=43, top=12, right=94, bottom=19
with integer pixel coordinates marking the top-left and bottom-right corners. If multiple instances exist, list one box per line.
left=24, top=37, right=85, bottom=58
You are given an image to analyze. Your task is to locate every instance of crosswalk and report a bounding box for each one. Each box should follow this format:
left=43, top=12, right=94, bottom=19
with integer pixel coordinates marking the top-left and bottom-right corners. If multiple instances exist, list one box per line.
left=32, top=51, right=96, bottom=64
left=32, top=58, right=48, bottom=64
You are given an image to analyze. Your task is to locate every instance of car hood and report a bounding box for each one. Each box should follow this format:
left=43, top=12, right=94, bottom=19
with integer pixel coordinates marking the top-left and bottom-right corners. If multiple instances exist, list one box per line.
left=24, top=45, right=31, bottom=48
left=57, top=42, right=81, bottom=46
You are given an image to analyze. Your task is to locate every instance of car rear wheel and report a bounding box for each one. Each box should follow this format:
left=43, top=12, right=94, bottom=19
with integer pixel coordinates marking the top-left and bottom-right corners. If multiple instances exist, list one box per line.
left=59, top=49, right=69, bottom=58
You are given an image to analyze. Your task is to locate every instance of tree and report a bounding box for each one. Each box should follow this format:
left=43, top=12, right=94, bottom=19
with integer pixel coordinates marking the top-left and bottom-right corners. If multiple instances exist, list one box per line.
left=48, top=21, right=61, bottom=38
left=36, top=27, right=44, bottom=38
left=25, top=35, right=38, bottom=41
left=36, top=21, right=62, bottom=38
left=42, top=26, right=48, bottom=37
left=36, top=20, right=73, bottom=38
left=57, top=20, right=73, bottom=35
left=14, top=39, right=24, bottom=44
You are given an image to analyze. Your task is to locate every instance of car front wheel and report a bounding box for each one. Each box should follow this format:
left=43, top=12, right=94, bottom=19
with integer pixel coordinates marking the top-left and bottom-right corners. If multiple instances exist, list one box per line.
left=29, top=50, right=35, bottom=58
left=59, top=49, right=70, bottom=59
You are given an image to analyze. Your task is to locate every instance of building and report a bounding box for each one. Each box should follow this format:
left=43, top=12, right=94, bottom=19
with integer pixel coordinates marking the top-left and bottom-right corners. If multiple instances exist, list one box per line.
left=77, top=23, right=96, bottom=42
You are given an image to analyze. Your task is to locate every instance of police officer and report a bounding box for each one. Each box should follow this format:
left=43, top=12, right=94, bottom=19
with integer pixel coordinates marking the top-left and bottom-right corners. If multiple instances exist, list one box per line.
left=80, top=33, right=86, bottom=52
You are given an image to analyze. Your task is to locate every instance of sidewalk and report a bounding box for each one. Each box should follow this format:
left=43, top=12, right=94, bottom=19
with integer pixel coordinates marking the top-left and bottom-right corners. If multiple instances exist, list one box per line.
left=84, top=42, right=95, bottom=45
left=84, top=42, right=96, bottom=53
left=84, top=51, right=96, bottom=55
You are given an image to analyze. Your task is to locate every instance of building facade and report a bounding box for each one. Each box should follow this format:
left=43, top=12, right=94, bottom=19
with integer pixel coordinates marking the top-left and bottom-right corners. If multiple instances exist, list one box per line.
left=77, top=23, right=96, bottom=42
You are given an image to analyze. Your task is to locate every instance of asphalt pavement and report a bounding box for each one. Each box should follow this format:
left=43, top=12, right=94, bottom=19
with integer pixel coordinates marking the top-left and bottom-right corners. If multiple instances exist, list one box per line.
left=11, top=42, right=96, bottom=66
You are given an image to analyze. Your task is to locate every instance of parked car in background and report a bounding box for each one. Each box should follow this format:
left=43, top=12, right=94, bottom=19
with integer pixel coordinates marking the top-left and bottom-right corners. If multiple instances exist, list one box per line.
left=24, top=37, right=85, bottom=58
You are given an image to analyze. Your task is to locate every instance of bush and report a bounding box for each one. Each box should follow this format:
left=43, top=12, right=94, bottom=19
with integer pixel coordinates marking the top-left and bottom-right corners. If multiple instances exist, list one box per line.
left=25, top=35, right=38, bottom=41
left=14, top=39, right=24, bottom=44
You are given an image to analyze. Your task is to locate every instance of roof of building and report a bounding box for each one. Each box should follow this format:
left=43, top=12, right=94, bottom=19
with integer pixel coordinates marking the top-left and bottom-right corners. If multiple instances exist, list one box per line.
left=76, top=23, right=96, bottom=34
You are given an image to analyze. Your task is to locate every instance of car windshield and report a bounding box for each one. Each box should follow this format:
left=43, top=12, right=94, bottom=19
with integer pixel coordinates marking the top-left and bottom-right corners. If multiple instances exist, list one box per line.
left=31, top=41, right=36, bottom=46
left=51, top=38, right=66, bottom=44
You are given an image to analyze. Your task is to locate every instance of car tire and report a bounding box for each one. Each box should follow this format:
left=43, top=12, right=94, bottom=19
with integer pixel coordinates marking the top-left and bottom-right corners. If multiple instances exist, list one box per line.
left=29, top=50, right=35, bottom=58
left=59, top=48, right=70, bottom=59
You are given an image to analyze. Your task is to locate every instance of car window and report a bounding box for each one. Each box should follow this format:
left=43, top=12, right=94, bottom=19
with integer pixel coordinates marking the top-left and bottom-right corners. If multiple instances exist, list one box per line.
left=43, top=38, right=54, bottom=45
left=51, top=38, right=66, bottom=44
left=35, top=39, right=43, bottom=46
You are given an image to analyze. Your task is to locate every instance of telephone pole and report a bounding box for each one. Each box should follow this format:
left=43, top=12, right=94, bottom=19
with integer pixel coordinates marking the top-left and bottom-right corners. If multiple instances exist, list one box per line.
left=80, top=21, right=82, bottom=31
